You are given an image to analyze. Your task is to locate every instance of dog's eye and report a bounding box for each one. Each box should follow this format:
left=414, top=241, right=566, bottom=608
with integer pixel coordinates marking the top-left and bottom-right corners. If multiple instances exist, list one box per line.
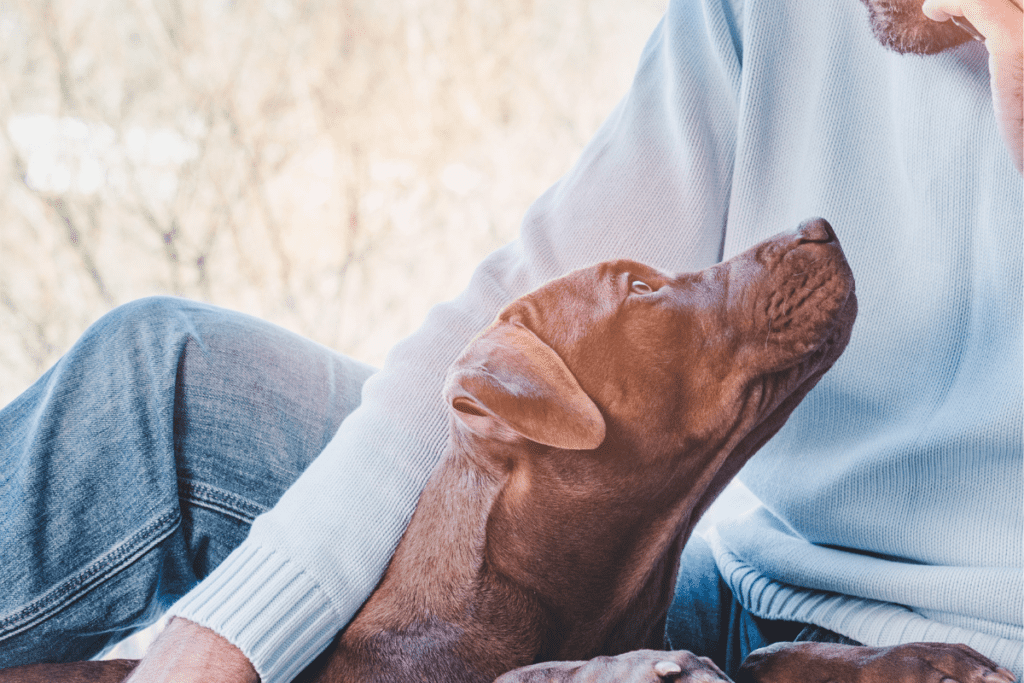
left=630, top=280, right=653, bottom=294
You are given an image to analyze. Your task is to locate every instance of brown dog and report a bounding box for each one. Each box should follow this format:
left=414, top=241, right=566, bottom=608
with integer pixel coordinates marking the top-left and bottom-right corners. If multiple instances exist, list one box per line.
left=280, top=217, right=856, bottom=682
left=0, top=219, right=1008, bottom=683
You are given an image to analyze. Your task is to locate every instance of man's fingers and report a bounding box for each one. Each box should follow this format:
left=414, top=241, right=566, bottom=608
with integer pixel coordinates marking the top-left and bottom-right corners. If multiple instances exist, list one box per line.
left=921, top=0, right=1022, bottom=46
left=923, top=0, right=1023, bottom=173
left=921, top=0, right=956, bottom=22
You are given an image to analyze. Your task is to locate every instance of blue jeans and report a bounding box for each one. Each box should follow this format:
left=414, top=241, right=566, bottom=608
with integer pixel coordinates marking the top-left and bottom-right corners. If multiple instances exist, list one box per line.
left=0, top=297, right=838, bottom=673
left=0, top=297, right=376, bottom=665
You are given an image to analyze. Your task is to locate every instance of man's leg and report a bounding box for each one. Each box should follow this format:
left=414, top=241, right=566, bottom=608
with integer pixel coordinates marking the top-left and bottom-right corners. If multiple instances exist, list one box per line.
left=666, top=535, right=803, bottom=676
left=0, top=297, right=376, bottom=666
left=666, top=535, right=861, bottom=677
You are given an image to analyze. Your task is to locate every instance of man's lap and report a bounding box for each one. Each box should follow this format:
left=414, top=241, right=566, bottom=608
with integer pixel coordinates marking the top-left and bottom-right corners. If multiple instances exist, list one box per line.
left=667, top=534, right=820, bottom=676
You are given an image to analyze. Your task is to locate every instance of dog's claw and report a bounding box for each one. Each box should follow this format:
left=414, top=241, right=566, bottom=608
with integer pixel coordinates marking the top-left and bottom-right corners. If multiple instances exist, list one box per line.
left=654, top=661, right=682, bottom=677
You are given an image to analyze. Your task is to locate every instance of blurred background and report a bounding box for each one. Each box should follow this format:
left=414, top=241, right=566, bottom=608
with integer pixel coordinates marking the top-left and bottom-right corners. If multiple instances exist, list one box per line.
left=1, top=0, right=672, bottom=658
left=0, top=0, right=669, bottom=407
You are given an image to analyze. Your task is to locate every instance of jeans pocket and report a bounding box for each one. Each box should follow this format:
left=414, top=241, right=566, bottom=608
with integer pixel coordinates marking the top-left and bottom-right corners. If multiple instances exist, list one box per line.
left=0, top=509, right=180, bottom=664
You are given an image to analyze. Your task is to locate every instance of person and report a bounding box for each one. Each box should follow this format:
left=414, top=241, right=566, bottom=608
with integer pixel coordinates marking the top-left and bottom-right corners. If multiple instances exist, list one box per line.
left=0, top=0, right=1019, bottom=677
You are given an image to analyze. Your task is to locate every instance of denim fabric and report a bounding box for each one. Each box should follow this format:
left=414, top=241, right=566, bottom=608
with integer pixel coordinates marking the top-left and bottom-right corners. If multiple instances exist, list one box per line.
left=665, top=535, right=860, bottom=677
left=0, top=297, right=375, bottom=666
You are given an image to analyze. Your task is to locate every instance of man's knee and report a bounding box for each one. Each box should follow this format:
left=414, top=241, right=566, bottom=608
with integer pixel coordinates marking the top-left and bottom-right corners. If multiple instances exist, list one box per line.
left=77, top=296, right=212, bottom=358
left=96, top=295, right=201, bottom=328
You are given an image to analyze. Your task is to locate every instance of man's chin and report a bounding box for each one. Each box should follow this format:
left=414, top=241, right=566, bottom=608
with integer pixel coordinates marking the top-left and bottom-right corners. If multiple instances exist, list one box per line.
left=861, top=0, right=973, bottom=54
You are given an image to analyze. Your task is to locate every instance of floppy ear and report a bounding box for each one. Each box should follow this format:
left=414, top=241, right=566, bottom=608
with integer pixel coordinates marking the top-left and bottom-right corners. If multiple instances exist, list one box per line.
left=445, top=322, right=606, bottom=450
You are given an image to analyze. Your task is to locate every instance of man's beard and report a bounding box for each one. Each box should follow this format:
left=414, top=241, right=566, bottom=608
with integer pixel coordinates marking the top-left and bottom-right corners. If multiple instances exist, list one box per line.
left=859, top=0, right=973, bottom=53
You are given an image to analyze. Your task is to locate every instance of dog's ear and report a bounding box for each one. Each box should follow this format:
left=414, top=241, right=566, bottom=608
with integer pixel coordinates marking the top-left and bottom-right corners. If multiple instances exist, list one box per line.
left=445, top=322, right=606, bottom=450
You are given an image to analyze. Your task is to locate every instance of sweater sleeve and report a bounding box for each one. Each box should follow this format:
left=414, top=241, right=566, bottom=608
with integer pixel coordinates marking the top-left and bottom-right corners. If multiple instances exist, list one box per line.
left=165, top=0, right=744, bottom=680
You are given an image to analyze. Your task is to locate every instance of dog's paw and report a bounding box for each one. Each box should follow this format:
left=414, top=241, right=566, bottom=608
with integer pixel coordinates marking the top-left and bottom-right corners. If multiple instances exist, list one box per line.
left=863, top=643, right=1016, bottom=683
left=0, top=659, right=138, bottom=683
left=736, top=641, right=1016, bottom=683
left=495, top=649, right=732, bottom=683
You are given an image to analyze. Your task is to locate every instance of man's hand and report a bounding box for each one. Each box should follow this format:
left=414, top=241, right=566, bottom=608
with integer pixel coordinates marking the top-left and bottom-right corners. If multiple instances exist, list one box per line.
left=923, top=0, right=1024, bottom=174
left=123, top=617, right=260, bottom=683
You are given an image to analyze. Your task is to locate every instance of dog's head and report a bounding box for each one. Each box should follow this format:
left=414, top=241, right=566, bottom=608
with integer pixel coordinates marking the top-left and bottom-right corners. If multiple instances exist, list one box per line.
left=444, top=217, right=856, bottom=480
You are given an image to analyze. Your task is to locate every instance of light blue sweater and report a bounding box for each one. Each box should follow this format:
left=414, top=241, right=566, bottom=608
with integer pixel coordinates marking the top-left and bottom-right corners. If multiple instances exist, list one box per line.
left=168, top=0, right=1023, bottom=679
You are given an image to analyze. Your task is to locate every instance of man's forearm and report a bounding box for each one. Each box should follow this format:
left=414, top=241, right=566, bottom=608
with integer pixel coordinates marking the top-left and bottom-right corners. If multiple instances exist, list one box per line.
left=125, top=618, right=259, bottom=683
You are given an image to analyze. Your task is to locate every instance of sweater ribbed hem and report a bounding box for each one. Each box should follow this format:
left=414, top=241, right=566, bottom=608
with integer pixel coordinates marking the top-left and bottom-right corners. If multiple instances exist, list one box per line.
left=165, top=542, right=341, bottom=683
left=706, top=530, right=1024, bottom=678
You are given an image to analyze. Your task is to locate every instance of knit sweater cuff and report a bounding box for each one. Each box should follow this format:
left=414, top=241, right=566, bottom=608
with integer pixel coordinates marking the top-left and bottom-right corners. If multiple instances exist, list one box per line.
left=704, top=527, right=1024, bottom=679
left=165, top=542, right=341, bottom=683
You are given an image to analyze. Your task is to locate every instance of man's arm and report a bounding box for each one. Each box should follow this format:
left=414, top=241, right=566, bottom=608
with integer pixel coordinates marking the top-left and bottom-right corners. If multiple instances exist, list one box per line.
left=123, top=619, right=258, bottom=683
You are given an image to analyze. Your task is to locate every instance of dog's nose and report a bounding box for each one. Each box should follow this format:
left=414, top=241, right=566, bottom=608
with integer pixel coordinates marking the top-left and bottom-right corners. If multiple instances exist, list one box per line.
left=796, top=217, right=835, bottom=244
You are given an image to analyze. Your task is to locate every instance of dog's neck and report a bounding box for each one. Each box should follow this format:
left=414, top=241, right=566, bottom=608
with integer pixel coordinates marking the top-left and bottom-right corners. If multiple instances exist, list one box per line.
left=478, top=438, right=724, bottom=660
left=312, top=424, right=732, bottom=682
left=357, top=438, right=511, bottom=627
left=330, top=431, right=539, bottom=673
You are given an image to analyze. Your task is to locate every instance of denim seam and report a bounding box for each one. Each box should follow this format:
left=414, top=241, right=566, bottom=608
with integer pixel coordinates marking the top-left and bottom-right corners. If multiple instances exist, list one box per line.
left=0, top=508, right=181, bottom=640
left=178, top=478, right=267, bottom=525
